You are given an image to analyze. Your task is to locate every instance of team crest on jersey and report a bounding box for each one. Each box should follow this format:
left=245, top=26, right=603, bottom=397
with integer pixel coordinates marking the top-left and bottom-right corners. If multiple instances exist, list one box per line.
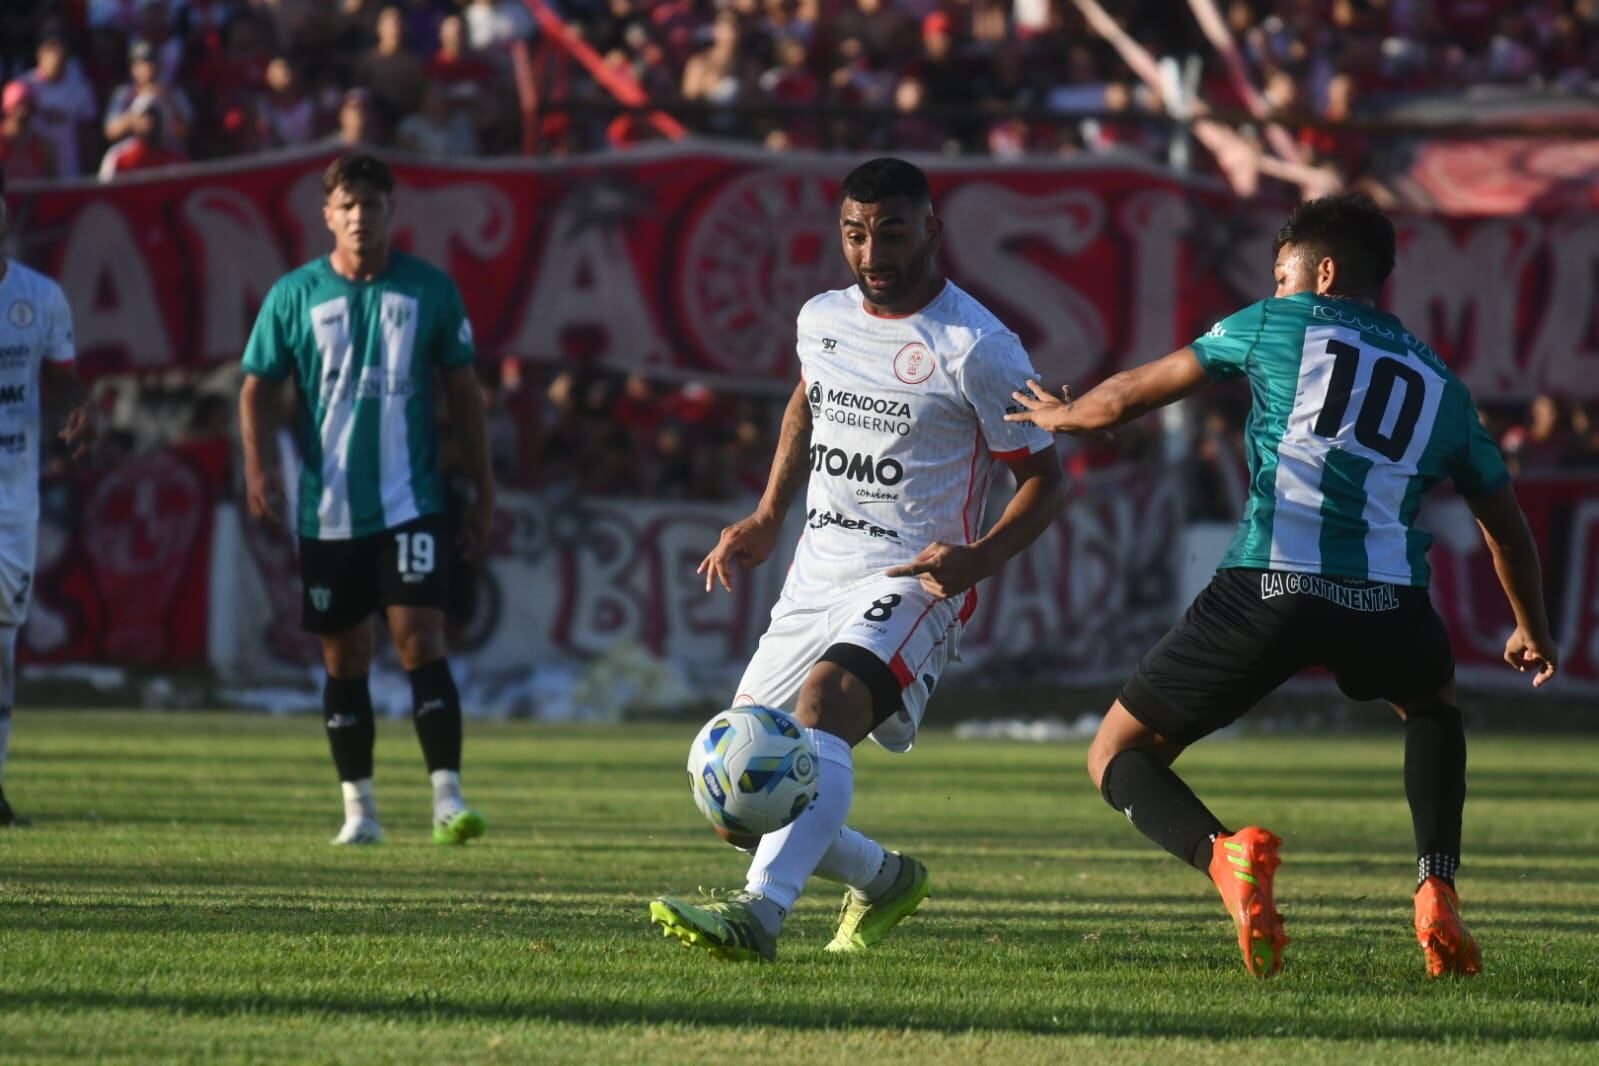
left=309, top=586, right=333, bottom=612
left=893, top=342, right=935, bottom=384
left=7, top=301, right=34, bottom=329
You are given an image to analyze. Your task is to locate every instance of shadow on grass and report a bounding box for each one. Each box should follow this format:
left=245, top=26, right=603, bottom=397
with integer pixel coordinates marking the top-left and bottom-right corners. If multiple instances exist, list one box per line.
left=4, top=988, right=1596, bottom=1044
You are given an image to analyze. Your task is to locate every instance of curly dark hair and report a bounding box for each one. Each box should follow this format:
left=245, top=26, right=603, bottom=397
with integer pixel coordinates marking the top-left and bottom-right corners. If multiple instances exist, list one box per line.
left=1272, top=194, right=1396, bottom=298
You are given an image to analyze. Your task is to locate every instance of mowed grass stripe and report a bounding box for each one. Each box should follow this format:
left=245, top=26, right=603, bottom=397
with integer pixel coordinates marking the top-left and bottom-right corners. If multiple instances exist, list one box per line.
left=0, top=712, right=1596, bottom=1064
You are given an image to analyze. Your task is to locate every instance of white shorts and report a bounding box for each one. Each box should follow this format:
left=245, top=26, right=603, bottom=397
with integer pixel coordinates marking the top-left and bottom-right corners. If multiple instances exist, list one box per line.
left=0, top=521, right=37, bottom=628
left=732, top=575, right=970, bottom=753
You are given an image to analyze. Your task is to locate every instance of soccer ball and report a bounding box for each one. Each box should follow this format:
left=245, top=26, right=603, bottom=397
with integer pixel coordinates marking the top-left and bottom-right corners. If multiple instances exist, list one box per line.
left=687, top=706, right=820, bottom=837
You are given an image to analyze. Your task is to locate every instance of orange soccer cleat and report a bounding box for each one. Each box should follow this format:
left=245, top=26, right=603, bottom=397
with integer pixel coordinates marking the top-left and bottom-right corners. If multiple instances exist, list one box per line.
left=1208, top=826, right=1290, bottom=978
left=1414, top=877, right=1482, bottom=977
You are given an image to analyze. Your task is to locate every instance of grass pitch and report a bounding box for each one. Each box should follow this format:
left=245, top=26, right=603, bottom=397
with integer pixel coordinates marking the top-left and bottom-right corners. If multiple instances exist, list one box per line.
left=1, top=711, right=1596, bottom=1064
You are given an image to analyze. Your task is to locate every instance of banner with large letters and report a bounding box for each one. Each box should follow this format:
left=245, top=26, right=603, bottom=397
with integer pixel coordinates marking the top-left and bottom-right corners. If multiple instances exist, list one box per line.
left=10, top=144, right=1599, bottom=400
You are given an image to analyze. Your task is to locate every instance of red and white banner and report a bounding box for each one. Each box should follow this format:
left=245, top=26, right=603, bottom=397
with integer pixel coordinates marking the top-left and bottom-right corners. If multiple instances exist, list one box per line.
left=24, top=439, right=229, bottom=668
left=11, top=144, right=1599, bottom=399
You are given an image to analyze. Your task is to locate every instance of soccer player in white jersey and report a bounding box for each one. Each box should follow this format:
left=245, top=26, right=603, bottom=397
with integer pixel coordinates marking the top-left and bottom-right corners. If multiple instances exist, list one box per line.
left=1007, top=194, right=1556, bottom=979
left=239, top=155, right=497, bottom=846
left=0, top=173, right=95, bottom=826
left=649, top=158, right=1065, bottom=961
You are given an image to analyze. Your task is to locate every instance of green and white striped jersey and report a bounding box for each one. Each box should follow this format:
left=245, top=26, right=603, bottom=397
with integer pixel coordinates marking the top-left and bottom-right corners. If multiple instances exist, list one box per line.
left=242, top=252, right=475, bottom=540
left=1190, top=292, right=1508, bottom=587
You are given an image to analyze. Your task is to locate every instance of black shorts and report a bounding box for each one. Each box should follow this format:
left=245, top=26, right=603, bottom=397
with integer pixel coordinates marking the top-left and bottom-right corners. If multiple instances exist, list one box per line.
left=299, top=514, right=450, bottom=634
left=1120, top=568, right=1455, bottom=745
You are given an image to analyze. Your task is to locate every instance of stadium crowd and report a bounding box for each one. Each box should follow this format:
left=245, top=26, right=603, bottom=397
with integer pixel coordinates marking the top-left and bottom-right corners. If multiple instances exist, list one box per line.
left=0, top=0, right=1595, bottom=183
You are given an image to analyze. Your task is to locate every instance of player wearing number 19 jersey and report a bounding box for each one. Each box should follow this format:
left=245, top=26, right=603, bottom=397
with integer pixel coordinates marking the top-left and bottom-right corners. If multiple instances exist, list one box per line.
left=650, top=158, right=1063, bottom=961
left=1007, top=194, right=1557, bottom=980
left=240, top=155, right=497, bottom=847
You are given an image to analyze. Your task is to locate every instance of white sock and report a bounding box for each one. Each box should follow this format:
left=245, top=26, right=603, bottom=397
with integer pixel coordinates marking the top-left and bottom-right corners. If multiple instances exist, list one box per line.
left=744, top=728, right=854, bottom=916
left=813, top=825, right=885, bottom=888
left=0, top=625, right=14, bottom=787
left=341, top=778, right=378, bottom=823
left=431, top=769, right=465, bottom=819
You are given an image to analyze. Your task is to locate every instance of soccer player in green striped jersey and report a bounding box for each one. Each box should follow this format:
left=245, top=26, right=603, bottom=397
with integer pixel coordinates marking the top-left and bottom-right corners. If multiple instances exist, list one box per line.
left=1007, top=195, right=1557, bottom=979
left=238, top=155, right=496, bottom=847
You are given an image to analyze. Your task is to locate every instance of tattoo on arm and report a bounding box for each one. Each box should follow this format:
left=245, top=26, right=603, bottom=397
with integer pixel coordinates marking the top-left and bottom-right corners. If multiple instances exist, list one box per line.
left=761, top=383, right=813, bottom=518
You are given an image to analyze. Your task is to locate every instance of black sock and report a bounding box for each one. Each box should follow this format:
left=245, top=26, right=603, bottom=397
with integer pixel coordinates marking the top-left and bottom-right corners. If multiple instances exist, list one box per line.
left=1100, top=748, right=1229, bottom=872
left=1405, top=702, right=1466, bottom=888
left=323, top=675, right=375, bottom=782
left=409, top=658, right=462, bottom=774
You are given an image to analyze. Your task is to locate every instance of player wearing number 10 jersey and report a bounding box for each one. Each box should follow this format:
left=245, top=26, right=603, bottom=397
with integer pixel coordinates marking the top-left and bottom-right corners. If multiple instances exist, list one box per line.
left=239, top=155, right=497, bottom=848
left=1008, top=194, right=1557, bottom=980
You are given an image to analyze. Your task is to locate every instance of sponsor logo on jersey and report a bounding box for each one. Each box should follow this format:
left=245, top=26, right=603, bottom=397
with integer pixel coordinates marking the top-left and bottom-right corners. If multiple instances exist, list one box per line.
left=0, top=431, right=25, bottom=453
left=1206, top=321, right=1226, bottom=338
left=7, top=301, right=34, bottom=329
left=1259, top=571, right=1400, bottom=612
left=0, top=344, right=28, bottom=367
left=0, top=383, right=25, bottom=405
left=809, top=444, right=904, bottom=485
left=855, top=487, right=900, bottom=504
left=309, top=586, right=333, bottom=611
left=821, top=337, right=837, bottom=351
left=384, top=304, right=414, bottom=330
left=806, top=507, right=900, bottom=539
left=808, top=381, right=913, bottom=435
left=893, top=341, right=935, bottom=384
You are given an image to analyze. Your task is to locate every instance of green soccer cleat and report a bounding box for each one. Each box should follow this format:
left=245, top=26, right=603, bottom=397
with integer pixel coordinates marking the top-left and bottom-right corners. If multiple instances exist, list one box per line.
left=649, top=891, right=778, bottom=963
left=433, top=808, right=487, bottom=845
left=825, top=852, right=931, bottom=953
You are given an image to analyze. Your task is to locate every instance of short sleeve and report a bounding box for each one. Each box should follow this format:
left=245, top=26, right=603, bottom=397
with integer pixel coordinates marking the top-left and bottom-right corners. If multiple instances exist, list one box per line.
left=42, top=283, right=75, bottom=364
left=435, top=277, right=476, bottom=370
left=1189, top=300, right=1269, bottom=382
left=1448, top=391, right=1510, bottom=498
left=241, top=283, right=294, bottom=381
left=955, top=332, right=1055, bottom=462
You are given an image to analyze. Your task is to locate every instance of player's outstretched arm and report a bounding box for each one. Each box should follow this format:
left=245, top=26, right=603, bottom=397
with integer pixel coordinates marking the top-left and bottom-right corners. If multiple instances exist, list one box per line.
left=1005, top=348, right=1210, bottom=435
left=443, top=364, right=497, bottom=562
left=1466, top=483, right=1558, bottom=687
left=698, top=379, right=812, bottom=593
left=886, top=448, right=1064, bottom=599
left=40, top=361, right=93, bottom=459
left=239, top=374, right=286, bottom=528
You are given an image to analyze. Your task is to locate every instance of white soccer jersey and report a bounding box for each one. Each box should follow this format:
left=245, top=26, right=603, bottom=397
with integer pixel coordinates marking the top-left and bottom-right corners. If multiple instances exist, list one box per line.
left=0, top=260, right=76, bottom=524
left=786, top=280, right=1055, bottom=608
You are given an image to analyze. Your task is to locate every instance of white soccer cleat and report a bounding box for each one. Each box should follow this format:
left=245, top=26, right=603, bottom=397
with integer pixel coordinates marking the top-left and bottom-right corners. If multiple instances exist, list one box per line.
left=330, top=817, right=385, bottom=845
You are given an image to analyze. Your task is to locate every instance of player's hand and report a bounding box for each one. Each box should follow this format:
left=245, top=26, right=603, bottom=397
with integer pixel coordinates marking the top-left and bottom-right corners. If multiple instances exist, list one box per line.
left=459, top=494, right=495, bottom=564
left=884, top=541, right=989, bottom=599
left=244, top=462, right=286, bottom=528
left=1004, top=380, right=1080, bottom=434
left=1504, top=626, right=1558, bottom=688
left=698, top=511, right=782, bottom=592
left=58, top=403, right=95, bottom=460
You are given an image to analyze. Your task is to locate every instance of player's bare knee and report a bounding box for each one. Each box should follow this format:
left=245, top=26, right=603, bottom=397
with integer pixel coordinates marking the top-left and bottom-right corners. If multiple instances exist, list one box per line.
left=794, top=666, right=871, bottom=744
left=322, top=628, right=373, bottom=678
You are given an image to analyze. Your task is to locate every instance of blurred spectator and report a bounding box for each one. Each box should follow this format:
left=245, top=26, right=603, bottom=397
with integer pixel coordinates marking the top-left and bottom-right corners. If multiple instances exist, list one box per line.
left=397, top=79, right=480, bottom=157
left=259, top=57, right=319, bottom=149
left=890, top=75, right=947, bottom=153
left=463, top=0, right=536, bottom=60
left=128, top=0, right=184, bottom=86
left=1500, top=393, right=1569, bottom=475
left=104, top=40, right=193, bottom=153
left=682, top=11, right=753, bottom=133
left=354, top=6, right=425, bottom=126
left=427, top=14, right=495, bottom=98
left=99, top=97, right=188, bottom=180
left=326, top=88, right=382, bottom=148
left=0, top=79, right=58, bottom=181
left=21, top=26, right=99, bottom=177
